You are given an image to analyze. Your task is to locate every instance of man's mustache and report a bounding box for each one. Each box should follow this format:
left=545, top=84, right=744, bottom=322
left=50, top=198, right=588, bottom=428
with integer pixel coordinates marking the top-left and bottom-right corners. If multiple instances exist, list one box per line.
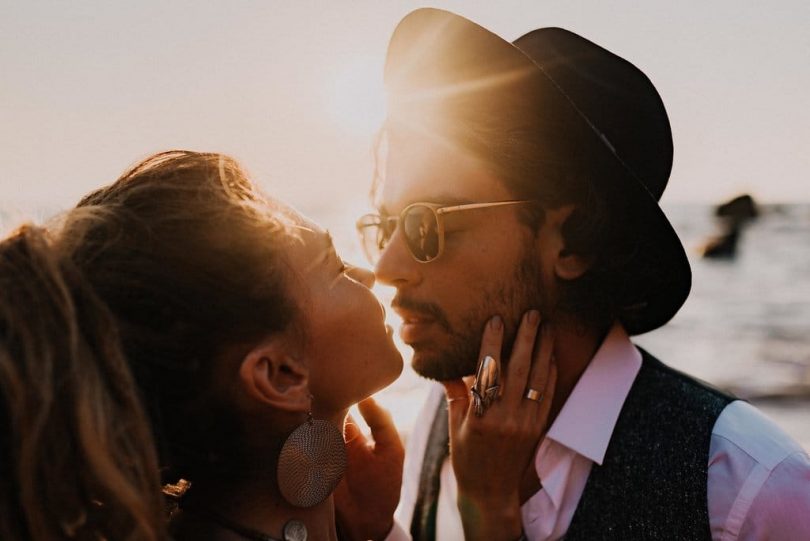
left=391, top=295, right=453, bottom=333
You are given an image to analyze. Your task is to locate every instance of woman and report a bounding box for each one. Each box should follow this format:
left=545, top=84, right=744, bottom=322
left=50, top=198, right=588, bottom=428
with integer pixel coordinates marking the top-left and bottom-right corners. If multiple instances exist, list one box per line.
left=0, top=150, right=403, bottom=540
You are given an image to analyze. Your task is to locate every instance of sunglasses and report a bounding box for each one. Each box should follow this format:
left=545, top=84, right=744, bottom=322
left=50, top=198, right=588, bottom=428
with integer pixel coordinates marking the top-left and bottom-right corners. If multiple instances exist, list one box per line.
left=356, top=200, right=534, bottom=264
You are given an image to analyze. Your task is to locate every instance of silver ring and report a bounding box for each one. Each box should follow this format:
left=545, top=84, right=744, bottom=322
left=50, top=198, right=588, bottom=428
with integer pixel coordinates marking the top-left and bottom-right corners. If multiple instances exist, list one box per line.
left=471, top=388, right=485, bottom=416
left=524, top=388, right=544, bottom=402
left=471, top=354, right=501, bottom=416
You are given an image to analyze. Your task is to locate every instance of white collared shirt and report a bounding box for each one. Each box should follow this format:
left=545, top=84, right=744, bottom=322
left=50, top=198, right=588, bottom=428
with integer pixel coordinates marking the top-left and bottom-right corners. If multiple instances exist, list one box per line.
left=387, top=323, right=810, bottom=540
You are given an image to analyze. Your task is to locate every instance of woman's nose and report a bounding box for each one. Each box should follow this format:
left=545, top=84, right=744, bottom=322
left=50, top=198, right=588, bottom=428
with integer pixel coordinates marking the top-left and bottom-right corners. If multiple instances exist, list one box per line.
left=346, top=264, right=375, bottom=288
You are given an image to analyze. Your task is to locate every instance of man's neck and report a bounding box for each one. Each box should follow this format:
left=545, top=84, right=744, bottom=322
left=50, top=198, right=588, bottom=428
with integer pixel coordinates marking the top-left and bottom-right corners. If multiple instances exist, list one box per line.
left=517, top=320, right=607, bottom=503
left=546, top=321, right=608, bottom=428
left=459, top=321, right=606, bottom=426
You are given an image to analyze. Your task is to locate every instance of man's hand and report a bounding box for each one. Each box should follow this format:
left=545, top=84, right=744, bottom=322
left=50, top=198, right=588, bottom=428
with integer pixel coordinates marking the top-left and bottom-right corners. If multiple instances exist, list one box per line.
left=443, top=311, right=557, bottom=541
left=334, top=397, right=404, bottom=541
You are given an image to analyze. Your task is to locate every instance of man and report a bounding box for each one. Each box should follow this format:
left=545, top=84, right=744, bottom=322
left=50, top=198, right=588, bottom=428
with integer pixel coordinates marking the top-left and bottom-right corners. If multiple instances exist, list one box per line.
left=353, top=8, right=810, bottom=541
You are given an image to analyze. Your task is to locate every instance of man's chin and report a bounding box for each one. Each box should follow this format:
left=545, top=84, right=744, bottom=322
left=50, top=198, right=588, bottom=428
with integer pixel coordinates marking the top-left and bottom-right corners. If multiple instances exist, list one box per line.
left=410, top=347, right=475, bottom=382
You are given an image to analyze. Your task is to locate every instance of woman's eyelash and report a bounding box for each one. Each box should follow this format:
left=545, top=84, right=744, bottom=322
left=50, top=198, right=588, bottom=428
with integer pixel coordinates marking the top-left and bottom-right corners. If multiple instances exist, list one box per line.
left=335, top=256, right=348, bottom=273
left=329, top=260, right=349, bottom=289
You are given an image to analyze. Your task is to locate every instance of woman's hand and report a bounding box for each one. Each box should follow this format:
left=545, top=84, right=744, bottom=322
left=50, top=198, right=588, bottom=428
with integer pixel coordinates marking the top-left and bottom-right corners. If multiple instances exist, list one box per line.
left=334, top=397, right=404, bottom=541
left=443, top=311, right=557, bottom=541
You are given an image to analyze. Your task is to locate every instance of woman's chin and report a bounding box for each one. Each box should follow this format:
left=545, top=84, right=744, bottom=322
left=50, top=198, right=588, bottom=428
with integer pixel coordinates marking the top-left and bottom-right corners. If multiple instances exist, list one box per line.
left=381, top=350, right=405, bottom=389
left=358, top=354, right=405, bottom=405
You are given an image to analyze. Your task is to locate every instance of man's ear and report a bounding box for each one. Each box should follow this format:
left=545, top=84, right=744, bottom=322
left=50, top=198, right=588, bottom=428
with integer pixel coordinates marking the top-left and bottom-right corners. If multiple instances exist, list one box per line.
left=238, top=339, right=311, bottom=414
left=545, top=205, right=593, bottom=281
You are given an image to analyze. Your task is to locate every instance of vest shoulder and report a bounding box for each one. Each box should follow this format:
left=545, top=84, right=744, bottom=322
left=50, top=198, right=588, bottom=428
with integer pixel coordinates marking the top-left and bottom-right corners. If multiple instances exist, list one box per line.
left=636, top=347, right=735, bottom=404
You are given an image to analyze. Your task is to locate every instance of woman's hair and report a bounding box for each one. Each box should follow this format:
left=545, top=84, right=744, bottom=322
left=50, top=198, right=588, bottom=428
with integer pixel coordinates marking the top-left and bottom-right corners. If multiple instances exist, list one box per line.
left=0, top=226, right=166, bottom=540
left=62, top=150, right=301, bottom=482
left=0, top=150, right=303, bottom=538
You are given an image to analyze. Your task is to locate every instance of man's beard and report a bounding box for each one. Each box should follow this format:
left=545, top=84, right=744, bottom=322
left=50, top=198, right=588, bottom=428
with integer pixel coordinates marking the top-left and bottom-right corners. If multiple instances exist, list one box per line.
left=408, top=251, right=547, bottom=381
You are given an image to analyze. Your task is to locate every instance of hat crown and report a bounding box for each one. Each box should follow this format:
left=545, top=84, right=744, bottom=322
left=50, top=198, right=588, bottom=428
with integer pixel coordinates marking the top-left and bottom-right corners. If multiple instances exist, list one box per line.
left=383, top=9, right=691, bottom=334
left=513, top=28, right=673, bottom=202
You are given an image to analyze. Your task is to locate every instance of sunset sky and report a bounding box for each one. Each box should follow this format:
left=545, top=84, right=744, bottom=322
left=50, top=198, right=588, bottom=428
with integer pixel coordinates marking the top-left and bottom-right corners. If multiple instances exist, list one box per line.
left=2, top=0, right=809, bottom=441
left=2, top=0, right=809, bottom=216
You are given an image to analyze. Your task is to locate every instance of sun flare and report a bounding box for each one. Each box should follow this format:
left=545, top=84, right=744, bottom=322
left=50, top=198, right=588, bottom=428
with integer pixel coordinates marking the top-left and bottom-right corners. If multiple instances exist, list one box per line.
left=325, top=54, right=387, bottom=137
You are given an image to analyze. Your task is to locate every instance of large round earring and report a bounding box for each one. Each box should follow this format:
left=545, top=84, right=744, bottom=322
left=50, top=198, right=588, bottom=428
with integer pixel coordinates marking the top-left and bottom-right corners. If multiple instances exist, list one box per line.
left=276, top=406, right=347, bottom=508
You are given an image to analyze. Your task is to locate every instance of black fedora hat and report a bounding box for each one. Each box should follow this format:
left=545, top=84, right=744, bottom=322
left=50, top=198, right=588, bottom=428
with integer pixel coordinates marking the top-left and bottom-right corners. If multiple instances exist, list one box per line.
left=383, top=8, right=690, bottom=335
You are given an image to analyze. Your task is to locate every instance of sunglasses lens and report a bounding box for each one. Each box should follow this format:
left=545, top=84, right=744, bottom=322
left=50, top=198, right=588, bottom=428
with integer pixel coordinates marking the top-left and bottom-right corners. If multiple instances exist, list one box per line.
left=403, top=205, right=440, bottom=262
left=357, top=214, right=394, bottom=264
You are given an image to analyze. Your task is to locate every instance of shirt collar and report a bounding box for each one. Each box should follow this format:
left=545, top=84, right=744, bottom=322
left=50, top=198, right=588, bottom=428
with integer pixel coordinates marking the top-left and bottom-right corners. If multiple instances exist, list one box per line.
left=545, top=322, right=642, bottom=466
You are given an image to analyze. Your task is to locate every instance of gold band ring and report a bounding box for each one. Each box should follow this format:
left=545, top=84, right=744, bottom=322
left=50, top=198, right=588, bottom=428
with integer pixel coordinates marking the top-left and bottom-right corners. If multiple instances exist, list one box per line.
left=524, top=388, right=544, bottom=402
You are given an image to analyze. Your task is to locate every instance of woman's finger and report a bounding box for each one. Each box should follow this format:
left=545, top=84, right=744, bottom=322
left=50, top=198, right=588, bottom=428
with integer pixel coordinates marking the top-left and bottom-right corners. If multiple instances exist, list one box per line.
left=357, top=397, right=400, bottom=450
left=469, top=315, right=505, bottom=413
left=442, top=379, right=470, bottom=431
left=344, top=414, right=368, bottom=447
left=477, top=315, right=504, bottom=365
left=524, top=323, right=554, bottom=404
left=502, top=310, right=541, bottom=405
left=533, top=361, right=558, bottom=428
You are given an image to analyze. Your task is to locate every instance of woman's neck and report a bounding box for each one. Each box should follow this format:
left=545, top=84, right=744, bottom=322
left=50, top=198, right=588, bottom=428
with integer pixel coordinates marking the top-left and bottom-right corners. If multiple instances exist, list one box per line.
left=175, top=408, right=350, bottom=541
left=181, top=476, right=338, bottom=541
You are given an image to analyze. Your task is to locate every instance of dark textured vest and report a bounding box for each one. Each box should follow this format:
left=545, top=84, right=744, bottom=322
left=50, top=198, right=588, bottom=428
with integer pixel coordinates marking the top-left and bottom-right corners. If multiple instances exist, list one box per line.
left=411, top=348, right=734, bottom=541
left=566, top=350, right=733, bottom=539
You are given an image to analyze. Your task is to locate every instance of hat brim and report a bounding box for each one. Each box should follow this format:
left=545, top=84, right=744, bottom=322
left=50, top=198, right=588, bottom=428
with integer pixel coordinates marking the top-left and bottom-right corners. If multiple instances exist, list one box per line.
left=384, top=8, right=690, bottom=335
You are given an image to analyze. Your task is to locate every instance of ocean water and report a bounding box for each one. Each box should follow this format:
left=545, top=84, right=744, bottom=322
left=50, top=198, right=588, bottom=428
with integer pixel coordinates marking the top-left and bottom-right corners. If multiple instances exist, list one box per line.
left=634, top=204, right=810, bottom=450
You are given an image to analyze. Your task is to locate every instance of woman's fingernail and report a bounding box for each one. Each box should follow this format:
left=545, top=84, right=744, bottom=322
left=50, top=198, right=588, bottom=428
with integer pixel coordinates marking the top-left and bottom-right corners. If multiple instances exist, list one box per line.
left=527, top=310, right=540, bottom=325
left=490, top=315, right=503, bottom=330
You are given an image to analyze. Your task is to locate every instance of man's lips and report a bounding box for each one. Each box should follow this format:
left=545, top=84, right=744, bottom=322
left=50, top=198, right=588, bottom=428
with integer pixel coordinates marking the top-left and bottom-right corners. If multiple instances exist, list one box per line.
left=396, top=310, right=434, bottom=325
left=391, top=296, right=452, bottom=344
left=393, top=307, right=438, bottom=343
left=392, top=304, right=435, bottom=325
left=400, top=319, right=438, bottom=344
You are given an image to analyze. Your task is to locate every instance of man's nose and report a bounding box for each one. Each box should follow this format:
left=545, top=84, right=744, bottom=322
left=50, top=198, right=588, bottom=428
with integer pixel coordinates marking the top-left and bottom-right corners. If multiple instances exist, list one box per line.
left=345, top=264, right=375, bottom=289
left=374, top=228, right=421, bottom=288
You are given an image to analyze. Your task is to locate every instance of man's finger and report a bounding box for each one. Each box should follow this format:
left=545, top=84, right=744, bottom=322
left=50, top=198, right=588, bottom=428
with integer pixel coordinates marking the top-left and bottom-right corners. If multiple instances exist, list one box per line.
left=503, top=310, right=541, bottom=404
left=357, top=397, right=401, bottom=449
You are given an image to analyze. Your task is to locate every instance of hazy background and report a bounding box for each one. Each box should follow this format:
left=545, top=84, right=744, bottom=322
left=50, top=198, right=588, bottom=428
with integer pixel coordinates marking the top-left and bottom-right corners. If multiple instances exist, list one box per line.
left=2, top=1, right=809, bottom=446
left=2, top=0, right=809, bottom=212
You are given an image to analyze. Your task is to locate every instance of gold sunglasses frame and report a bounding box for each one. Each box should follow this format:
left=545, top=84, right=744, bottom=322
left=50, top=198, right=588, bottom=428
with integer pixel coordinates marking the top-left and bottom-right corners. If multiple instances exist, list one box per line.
left=356, top=200, right=535, bottom=264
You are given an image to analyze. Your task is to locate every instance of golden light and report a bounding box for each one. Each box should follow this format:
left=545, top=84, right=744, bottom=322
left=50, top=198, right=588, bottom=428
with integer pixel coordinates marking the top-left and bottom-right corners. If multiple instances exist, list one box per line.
left=324, top=54, right=387, bottom=137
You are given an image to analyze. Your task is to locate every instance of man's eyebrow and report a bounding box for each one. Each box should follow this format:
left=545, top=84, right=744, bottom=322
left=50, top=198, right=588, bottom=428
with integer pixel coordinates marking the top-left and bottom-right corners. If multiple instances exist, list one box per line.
left=378, top=196, right=474, bottom=213
left=429, top=196, right=474, bottom=206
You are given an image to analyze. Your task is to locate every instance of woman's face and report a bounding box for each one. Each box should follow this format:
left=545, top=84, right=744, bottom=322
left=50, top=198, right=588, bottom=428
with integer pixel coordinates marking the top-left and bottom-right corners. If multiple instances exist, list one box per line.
left=285, top=220, right=403, bottom=417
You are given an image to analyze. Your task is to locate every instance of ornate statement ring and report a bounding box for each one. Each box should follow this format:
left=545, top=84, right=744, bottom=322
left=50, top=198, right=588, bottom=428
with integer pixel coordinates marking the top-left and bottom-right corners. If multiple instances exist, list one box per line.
left=471, top=354, right=501, bottom=416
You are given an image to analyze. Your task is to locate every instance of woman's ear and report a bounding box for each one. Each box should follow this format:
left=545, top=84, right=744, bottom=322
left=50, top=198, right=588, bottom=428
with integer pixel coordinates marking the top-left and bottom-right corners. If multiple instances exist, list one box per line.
left=238, top=338, right=311, bottom=414
left=545, top=205, right=594, bottom=281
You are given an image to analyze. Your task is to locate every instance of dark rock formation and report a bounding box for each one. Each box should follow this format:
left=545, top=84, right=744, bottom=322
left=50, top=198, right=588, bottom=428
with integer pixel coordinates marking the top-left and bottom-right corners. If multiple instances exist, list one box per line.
left=702, top=194, right=759, bottom=259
